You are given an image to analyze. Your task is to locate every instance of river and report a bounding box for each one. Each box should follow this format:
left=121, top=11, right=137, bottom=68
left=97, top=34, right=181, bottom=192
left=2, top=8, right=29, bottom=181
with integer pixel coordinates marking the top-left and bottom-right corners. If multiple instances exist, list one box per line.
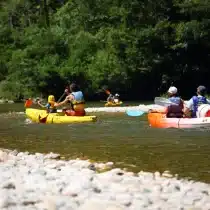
left=0, top=102, right=210, bottom=183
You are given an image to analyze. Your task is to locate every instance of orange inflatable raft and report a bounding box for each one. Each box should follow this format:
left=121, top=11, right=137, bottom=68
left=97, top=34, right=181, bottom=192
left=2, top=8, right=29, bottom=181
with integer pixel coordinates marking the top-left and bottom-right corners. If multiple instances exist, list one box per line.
left=148, top=104, right=210, bottom=128
left=148, top=112, right=210, bottom=129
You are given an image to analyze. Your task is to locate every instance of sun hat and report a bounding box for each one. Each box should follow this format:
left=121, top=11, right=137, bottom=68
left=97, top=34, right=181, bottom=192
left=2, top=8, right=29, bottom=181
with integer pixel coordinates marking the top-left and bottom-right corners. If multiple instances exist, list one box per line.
left=168, top=86, right=177, bottom=94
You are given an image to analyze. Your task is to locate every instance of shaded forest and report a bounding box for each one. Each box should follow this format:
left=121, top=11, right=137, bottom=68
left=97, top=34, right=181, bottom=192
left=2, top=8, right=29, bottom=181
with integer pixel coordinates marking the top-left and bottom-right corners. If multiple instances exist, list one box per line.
left=0, top=0, right=210, bottom=100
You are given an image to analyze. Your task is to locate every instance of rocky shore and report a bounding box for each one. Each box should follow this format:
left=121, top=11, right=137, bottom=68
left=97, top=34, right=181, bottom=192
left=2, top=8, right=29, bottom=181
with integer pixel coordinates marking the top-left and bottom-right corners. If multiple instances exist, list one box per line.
left=0, top=99, right=14, bottom=104
left=0, top=149, right=209, bottom=210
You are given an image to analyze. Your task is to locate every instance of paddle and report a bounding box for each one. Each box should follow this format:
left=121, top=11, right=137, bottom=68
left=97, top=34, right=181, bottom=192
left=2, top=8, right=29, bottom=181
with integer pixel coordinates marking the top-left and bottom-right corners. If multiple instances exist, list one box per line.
left=102, top=88, right=122, bottom=104
left=57, top=92, right=66, bottom=103
left=126, top=110, right=145, bottom=117
left=24, top=92, right=66, bottom=108
left=105, top=89, right=111, bottom=95
left=100, top=88, right=113, bottom=103
left=154, top=97, right=177, bottom=106
left=154, top=97, right=187, bottom=107
left=38, top=92, right=67, bottom=120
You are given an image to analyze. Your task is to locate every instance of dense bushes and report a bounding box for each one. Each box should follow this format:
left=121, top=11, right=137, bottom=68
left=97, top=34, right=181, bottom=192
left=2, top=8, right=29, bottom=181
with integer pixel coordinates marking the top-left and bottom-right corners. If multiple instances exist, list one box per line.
left=0, top=0, right=210, bottom=100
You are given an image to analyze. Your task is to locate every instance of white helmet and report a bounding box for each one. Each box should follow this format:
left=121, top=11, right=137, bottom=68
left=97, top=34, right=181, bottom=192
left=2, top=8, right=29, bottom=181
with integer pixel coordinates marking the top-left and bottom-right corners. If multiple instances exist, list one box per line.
left=115, top=93, right=119, bottom=97
left=168, top=86, right=177, bottom=94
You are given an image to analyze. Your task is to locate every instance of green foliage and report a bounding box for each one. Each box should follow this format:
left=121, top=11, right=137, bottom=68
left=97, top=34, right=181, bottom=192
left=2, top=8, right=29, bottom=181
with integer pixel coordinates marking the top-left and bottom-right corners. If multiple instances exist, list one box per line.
left=0, top=0, right=210, bottom=100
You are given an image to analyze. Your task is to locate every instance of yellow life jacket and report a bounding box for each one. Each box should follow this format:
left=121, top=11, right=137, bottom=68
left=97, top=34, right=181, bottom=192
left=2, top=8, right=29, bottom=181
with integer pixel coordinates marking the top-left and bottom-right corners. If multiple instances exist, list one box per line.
left=71, top=100, right=85, bottom=111
left=70, top=92, right=85, bottom=111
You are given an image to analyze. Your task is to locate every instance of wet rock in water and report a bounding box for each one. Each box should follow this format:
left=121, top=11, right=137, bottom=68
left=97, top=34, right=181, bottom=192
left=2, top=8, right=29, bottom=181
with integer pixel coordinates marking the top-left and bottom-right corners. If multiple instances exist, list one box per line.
left=8, top=100, right=14, bottom=104
left=96, top=163, right=106, bottom=170
left=162, top=170, right=173, bottom=178
left=71, top=159, right=91, bottom=169
left=44, top=152, right=61, bottom=160
left=106, top=161, right=114, bottom=167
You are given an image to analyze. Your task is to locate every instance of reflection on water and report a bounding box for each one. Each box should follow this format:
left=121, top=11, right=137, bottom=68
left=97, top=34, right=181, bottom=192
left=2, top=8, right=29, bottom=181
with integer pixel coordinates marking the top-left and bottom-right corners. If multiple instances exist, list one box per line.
left=0, top=103, right=210, bottom=183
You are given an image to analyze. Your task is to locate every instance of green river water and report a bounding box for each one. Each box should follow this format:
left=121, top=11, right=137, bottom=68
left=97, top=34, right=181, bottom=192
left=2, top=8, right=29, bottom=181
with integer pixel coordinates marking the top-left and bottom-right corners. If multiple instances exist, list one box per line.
left=0, top=102, right=210, bottom=183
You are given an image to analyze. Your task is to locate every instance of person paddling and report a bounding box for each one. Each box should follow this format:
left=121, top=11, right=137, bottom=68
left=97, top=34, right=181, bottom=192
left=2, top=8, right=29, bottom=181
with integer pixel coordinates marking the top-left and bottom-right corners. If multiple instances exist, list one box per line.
left=107, top=94, right=114, bottom=102
left=184, top=86, right=210, bottom=118
left=107, top=93, right=120, bottom=104
left=166, top=86, right=184, bottom=118
left=113, top=93, right=120, bottom=103
left=37, top=95, right=57, bottom=113
left=55, top=83, right=86, bottom=116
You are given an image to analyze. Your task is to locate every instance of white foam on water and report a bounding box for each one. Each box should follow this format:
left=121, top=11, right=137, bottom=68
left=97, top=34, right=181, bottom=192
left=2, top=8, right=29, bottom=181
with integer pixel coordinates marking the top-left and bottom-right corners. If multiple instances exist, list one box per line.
left=24, top=118, right=33, bottom=124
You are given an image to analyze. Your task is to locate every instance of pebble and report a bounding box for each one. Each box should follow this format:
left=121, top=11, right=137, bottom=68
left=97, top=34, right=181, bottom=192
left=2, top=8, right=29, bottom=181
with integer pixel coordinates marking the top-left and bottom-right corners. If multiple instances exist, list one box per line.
left=0, top=149, right=209, bottom=209
left=44, top=152, right=60, bottom=159
left=0, top=151, right=9, bottom=162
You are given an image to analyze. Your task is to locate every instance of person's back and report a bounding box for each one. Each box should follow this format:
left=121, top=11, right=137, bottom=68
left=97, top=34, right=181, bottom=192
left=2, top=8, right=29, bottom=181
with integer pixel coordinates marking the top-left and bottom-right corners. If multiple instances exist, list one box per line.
left=168, top=96, right=182, bottom=105
left=53, top=83, right=85, bottom=116
left=71, top=90, right=85, bottom=112
left=66, top=83, right=85, bottom=116
left=166, top=87, right=183, bottom=118
left=185, top=86, right=210, bottom=118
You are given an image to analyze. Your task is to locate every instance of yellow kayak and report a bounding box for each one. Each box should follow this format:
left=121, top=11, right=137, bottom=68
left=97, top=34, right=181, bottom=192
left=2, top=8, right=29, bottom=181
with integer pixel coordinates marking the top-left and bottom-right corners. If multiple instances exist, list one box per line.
left=105, top=101, right=123, bottom=107
left=25, top=108, right=97, bottom=124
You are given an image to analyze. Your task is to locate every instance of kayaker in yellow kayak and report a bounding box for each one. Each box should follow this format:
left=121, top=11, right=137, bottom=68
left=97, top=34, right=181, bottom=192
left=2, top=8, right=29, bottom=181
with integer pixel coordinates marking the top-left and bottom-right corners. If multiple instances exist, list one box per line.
left=107, top=93, right=120, bottom=104
left=55, top=83, right=86, bottom=116
left=37, top=95, right=57, bottom=113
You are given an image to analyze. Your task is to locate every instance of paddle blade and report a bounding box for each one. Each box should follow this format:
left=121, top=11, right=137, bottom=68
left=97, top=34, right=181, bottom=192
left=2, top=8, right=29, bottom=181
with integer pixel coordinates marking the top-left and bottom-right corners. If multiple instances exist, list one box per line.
left=57, top=92, right=66, bottom=103
left=105, top=90, right=111, bottom=95
left=24, top=99, right=33, bottom=108
left=126, top=110, right=145, bottom=117
left=154, top=97, right=176, bottom=107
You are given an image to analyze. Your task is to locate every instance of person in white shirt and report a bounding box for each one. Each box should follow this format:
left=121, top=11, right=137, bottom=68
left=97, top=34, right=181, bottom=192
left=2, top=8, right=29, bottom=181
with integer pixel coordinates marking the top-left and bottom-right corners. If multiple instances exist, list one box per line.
left=184, top=86, right=210, bottom=117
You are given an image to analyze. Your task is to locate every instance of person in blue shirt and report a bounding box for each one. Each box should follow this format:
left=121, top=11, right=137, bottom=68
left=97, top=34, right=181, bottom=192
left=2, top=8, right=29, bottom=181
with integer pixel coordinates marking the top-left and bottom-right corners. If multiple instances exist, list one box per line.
left=55, top=83, right=85, bottom=116
left=166, top=86, right=184, bottom=118
left=184, top=86, right=210, bottom=117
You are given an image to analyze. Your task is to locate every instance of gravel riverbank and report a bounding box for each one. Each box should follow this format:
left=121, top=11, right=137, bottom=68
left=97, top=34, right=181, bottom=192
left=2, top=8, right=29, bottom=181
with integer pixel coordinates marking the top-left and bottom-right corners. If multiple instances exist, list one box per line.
left=0, top=149, right=209, bottom=210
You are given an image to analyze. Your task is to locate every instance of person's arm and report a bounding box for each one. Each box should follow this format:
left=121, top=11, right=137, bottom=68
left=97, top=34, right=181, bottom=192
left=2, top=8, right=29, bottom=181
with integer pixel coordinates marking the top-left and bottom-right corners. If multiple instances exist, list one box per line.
left=37, top=101, right=46, bottom=108
left=107, top=95, right=111, bottom=102
left=184, top=98, right=193, bottom=115
left=55, top=95, right=74, bottom=107
left=45, top=103, right=51, bottom=109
